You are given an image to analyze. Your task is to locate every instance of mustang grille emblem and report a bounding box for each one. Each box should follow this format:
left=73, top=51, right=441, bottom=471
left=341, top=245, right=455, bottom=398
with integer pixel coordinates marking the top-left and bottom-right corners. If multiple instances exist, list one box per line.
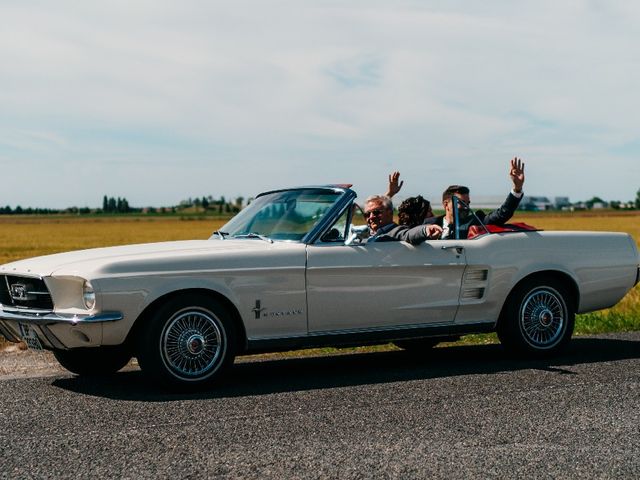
left=10, top=284, right=29, bottom=301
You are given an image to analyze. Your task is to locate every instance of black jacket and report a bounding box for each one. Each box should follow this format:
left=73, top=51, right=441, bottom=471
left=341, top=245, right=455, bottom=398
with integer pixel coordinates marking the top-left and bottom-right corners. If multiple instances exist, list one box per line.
left=426, top=192, right=522, bottom=239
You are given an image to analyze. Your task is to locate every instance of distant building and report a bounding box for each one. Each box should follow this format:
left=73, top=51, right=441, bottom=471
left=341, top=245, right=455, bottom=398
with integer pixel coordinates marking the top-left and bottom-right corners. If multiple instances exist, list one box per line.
left=520, top=196, right=554, bottom=211
left=554, top=196, right=571, bottom=209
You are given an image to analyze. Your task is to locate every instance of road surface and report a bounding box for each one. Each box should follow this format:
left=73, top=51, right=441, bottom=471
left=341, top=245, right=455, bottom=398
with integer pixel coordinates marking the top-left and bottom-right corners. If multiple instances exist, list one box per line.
left=1, top=333, right=639, bottom=478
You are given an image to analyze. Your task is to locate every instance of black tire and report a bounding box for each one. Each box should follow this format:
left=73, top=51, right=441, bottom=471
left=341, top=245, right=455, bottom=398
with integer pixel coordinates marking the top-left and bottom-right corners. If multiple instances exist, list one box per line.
left=136, top=294, right=237, bottom=390
left=497, top=277, right=575, bottom=357
left=53, top=346, right=132, bottom=376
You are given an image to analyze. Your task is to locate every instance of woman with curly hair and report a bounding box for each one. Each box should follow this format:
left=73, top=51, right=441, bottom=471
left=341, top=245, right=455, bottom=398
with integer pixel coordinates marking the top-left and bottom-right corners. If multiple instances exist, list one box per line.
left=397, top=195, right=434, bottom=228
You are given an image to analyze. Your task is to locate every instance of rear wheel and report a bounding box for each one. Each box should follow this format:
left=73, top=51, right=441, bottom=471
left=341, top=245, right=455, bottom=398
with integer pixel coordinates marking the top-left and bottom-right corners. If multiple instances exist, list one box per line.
left=53, top=346, right=132, bottom=375
left=498, top=278, right=574, bottom=356
left=136, top=294, right=237, bottom=390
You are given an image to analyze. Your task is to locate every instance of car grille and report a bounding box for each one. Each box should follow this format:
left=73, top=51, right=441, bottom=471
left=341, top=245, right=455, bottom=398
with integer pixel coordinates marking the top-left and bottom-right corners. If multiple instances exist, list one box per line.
left=0, top=275, right=54, bottom=311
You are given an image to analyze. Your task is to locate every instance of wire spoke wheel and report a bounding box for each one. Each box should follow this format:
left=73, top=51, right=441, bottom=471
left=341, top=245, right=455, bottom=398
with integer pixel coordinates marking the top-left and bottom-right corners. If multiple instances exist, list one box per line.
left=519, top=288, right=566, bottom=349
left=160, top=308, right=226, bottom=380
left=136, top=294, right=237, bottom=389
left=498, top=278, right=575, bottom=357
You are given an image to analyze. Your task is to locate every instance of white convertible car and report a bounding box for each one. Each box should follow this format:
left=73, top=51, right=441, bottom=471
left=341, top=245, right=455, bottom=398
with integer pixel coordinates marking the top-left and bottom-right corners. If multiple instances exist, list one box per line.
left=0, top=185, right=638, bottom=389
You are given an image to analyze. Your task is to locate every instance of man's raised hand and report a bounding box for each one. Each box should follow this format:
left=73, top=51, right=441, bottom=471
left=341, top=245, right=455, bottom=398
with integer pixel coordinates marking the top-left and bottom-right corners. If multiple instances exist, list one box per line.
left=509, top=158, right=525, bottom=193
left=386, top=171, right=404, bottom=198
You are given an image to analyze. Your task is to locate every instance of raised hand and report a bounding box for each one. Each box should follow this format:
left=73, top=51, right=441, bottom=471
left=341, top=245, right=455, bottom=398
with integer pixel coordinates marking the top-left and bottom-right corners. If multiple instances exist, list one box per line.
left=386, top=171, right=404, bottom=198
left=509, top=157, right=525, bottom=193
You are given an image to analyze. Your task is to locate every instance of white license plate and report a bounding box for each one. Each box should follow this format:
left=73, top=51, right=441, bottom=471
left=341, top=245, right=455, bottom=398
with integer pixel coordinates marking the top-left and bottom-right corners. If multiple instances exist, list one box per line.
left=18, top=323, right=44, bottom=351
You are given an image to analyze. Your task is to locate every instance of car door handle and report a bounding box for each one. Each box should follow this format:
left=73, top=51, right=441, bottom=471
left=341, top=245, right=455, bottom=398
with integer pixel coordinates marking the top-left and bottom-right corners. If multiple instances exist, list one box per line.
left=441, top=245, right=464, bottom=254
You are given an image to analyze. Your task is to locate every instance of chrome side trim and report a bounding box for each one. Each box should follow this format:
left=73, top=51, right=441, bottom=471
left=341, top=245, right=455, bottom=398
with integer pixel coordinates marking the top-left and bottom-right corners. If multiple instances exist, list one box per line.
left=0, top=307, right=123, bottom=325
left=307, top=320, right=494, bottom=337
left=245, top=321, right=495, bottom=353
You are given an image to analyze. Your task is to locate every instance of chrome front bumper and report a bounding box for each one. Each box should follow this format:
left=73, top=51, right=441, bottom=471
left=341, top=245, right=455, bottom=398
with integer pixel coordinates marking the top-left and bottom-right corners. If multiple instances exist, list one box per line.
left=0, top=306, right=123, bottom=350
left=0, top=307, right=123, bottom=325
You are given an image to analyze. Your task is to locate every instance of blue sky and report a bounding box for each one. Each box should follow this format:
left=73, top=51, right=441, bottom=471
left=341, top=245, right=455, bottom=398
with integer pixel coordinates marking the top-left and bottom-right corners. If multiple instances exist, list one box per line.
left=1, top=1, right=639, bottom=208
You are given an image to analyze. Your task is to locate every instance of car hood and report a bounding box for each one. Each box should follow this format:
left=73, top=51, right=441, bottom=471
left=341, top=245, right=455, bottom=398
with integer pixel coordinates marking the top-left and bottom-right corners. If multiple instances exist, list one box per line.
left=0, top=239, right=290, bottom=278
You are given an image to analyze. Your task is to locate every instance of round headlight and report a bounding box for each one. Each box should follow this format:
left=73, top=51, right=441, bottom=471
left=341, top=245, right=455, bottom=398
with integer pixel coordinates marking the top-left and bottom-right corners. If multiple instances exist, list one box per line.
left=83, top=281, right=96, bottom=310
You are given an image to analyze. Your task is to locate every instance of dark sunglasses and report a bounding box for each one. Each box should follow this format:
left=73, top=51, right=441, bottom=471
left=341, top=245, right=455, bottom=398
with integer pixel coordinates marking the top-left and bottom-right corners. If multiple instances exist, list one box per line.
left=364, top=209, right=384, bottom=218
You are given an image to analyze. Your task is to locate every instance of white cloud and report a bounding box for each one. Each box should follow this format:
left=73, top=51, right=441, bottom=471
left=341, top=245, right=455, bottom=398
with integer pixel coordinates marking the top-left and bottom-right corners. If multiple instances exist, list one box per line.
left=1, top=0, right=639, bottom=207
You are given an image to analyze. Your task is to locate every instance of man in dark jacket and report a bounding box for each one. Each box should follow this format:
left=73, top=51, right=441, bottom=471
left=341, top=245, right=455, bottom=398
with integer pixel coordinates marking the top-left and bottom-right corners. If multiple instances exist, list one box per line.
left=433, top=158, right=525, bottom=239
left=387, top=157, right=525, bottom=239
left=364, top=195, right=442, bottom=244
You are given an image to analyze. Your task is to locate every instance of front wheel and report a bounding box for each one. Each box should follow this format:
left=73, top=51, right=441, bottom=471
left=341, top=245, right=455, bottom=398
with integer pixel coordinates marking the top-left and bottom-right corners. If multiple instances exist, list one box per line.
left=497, top=278, right=574, bottom=357
left=53, top=346, right=132, bottom=375
left=136, top=294, right=237, bottom=390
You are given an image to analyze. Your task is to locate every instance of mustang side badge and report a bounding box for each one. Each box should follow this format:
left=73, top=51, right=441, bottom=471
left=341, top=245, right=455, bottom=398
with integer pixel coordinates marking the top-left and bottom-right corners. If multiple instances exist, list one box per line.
left=252, top=300, right=303, bottom=319
left=252, top=300, right=266, bottom=319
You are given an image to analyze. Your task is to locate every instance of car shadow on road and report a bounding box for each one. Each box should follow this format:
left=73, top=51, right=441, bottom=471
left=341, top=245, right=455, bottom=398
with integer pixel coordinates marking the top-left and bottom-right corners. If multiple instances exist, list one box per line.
left=51, top=335, right=640, bottom=401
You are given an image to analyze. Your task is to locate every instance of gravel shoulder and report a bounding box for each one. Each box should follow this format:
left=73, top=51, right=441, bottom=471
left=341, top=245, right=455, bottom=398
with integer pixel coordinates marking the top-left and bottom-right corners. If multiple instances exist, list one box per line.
left=0, top=343, right=65, bottom=379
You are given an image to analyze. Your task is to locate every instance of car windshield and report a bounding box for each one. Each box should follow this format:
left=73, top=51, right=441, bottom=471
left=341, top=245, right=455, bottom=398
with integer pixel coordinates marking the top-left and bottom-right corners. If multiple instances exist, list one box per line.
left=213, top=188, right=344, bottom=241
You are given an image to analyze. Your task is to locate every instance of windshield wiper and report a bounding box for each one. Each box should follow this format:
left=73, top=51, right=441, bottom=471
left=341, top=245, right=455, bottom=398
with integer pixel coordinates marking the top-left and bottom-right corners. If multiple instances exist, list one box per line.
left=233, top=233, right=274, bottom=243
left=213, top=231, right=229, bottom=240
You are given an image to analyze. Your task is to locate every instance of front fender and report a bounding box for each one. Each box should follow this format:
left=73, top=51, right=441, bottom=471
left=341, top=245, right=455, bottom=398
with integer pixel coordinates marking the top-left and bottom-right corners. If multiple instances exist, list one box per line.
left=96, top=274, right=242, bottom=345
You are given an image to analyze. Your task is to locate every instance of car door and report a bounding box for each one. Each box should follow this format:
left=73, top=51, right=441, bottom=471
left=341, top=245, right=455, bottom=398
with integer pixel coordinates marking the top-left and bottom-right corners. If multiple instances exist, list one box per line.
left=305, top=239, right=467, bottom=333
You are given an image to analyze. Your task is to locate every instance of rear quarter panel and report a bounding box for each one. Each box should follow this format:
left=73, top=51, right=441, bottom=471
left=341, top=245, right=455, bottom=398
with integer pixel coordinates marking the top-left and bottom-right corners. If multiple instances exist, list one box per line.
left=457, top=231, right=638, bottom=324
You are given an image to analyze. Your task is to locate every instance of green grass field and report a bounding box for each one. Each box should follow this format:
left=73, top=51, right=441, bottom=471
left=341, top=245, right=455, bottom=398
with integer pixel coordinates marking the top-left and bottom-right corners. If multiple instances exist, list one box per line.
left=0, top=211, right=638, bottom=350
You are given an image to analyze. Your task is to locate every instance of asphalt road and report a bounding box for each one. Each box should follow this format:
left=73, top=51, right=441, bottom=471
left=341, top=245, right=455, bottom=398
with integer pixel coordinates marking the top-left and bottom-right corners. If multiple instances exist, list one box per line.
left=1, top=333, right=639, bottom=479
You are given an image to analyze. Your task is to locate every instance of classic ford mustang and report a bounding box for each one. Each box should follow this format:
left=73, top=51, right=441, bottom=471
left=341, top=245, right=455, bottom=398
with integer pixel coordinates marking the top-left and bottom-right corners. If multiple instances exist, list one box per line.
left=0, top=185, right=638, bottom=389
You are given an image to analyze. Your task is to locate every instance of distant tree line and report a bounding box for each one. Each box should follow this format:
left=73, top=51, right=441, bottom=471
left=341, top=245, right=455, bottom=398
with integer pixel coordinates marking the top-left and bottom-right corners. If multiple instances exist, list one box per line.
left=0, top=205, right=62, bottom=215
left=0, top=194, right=251, bottom=216
left=178, top=195, right=248, bottom=214
left=0, top=205, right=106, bottom=215
left=102, top=196, right=131, bottom=213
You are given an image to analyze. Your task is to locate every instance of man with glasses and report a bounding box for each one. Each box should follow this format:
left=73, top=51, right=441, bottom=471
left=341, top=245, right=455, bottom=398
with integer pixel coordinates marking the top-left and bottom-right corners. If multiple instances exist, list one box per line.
left=364, top=195, right=442, bottom=244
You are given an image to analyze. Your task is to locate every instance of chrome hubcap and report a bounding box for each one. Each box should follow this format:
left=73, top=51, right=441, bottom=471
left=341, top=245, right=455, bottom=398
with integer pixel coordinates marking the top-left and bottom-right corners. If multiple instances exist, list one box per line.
left=161, top=309, right=225, bottom=379
left=539, top=309, right=553, bottom=327
left=186, top=334, right=205, bottom=355
left=520, top=288, right=566, bottom=348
